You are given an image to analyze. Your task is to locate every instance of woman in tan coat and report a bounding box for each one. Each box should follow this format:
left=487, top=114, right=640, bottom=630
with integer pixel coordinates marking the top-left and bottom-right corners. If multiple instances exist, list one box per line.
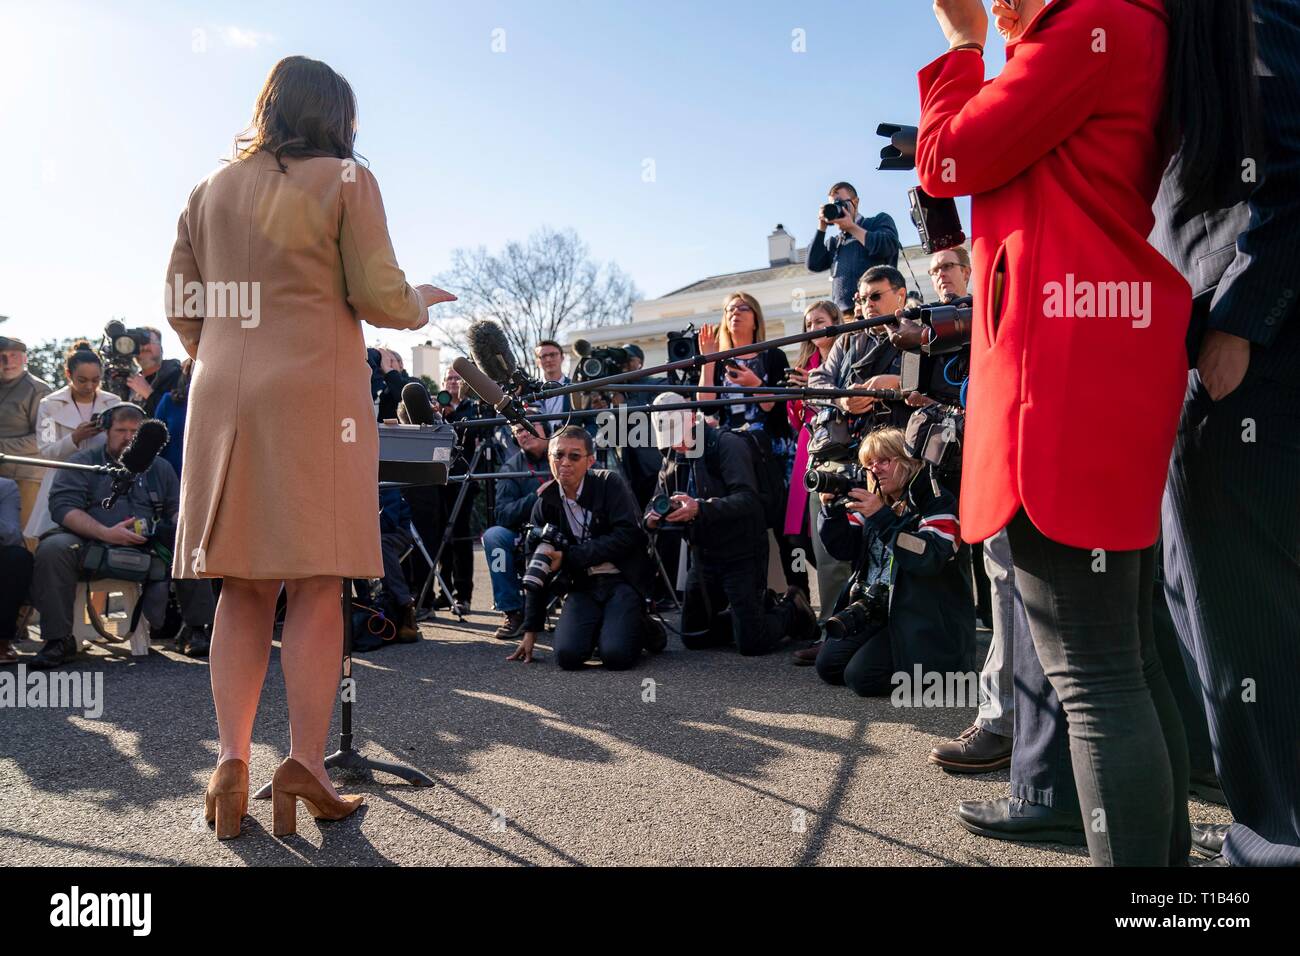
left=166, top=56, right=454, bottom=839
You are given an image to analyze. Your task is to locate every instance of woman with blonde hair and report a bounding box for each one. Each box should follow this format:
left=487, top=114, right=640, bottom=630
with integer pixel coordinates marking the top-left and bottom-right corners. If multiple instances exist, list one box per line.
left=166, top=55, right=454, bottom=840
left=814, top=427, right=975, bottom=697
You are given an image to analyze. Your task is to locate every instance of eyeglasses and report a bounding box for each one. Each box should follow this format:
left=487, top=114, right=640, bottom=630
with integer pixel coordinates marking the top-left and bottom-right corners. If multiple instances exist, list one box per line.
left=536, top=350, right=562, bottom=360
left=854, top=290, right=893, bottom=303
left=928, top=262, right=961, bottom=276
left=550, top=450, right=588, bottom=463
left=864, top=457, right=895, bottom=473
left=725, top=303, right=754, bottom=314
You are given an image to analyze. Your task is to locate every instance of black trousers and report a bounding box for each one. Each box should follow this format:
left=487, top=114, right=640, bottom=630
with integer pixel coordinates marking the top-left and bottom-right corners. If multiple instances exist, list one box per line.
left=1163, top=365, right=1300, bottom=866
left=1005, top=509, right=1190, bottom=866
left=1, top=544, right=34, bottom=643
left=553, top=577, right=643, bottom=671
left=404, top=485, right=476, bottom=606
left=680, top=541, right=786, bottom=656
left=814, top=623, right=894, bottom=696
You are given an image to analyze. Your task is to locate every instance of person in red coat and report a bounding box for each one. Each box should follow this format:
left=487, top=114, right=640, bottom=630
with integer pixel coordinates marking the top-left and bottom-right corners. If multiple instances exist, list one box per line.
left=917, top=0, right=1259, bottom=865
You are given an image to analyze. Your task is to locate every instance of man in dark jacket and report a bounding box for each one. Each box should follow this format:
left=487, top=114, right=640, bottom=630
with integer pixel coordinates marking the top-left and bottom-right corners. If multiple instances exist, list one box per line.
left=482, top=421, right=551, bottom=639
left=125, top=328, right=182, bottom=418
left=648, top=397, right=815, bottom=656
left=29, top=404, right=214, bottom=668
left=508, top=425, right=654, bottom=670
left=1151, top=0, right=1300, bottom=867
left=807, top=181, right=901, bottom=313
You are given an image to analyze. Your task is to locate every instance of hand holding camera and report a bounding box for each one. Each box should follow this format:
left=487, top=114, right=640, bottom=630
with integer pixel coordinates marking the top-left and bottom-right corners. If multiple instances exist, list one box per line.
left=101, top=516, right=149, bottom=547
left=71, top=420, right=103, bottom=447
left=844, top=487, right=886, bottom=520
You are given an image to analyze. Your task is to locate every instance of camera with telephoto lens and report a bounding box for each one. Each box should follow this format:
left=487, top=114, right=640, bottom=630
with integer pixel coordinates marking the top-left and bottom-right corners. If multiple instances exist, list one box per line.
left=821, top=198, right=852, bottom=222
left=521, top=522, right=570, bottom=594
left=100, top=320, right=152, bottom=401
left=646, top=492, right=687, bottom=532
left=824, top=581, right=890, bottom=640
left=803, top=463, right=869, bottom=498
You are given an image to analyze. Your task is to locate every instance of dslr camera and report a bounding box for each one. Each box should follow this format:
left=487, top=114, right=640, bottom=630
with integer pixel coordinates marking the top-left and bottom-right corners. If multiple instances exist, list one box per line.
left=821, top=198, right=853, bottom=223
left=521, top=522, right=571, bottom=594
left=803, top=463, right=869, bottom=498
left=825, top=580, right=891, bottom=640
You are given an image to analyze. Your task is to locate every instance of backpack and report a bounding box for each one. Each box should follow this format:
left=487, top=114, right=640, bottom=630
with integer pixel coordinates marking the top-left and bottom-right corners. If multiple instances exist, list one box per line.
left=704, top=426, right=785, bottom=530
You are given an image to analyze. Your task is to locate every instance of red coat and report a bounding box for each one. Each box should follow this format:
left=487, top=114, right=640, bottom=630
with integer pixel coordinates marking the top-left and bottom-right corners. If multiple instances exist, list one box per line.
left=916, top=0, right=1191, bottom=550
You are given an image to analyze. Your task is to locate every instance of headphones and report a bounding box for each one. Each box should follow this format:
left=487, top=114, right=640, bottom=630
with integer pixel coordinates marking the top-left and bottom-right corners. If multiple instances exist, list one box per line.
left=98, top=403, right=146, bottom=429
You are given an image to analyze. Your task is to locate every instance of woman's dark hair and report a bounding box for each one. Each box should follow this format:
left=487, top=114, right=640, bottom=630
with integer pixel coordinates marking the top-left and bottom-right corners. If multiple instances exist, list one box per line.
left=1164, top=1, right=1260, bottom=215
left=170, top=358, right=194, bottom=407
left=234, top=56, right=360, bottom=172
left=64, top=340, right=102, bottom=375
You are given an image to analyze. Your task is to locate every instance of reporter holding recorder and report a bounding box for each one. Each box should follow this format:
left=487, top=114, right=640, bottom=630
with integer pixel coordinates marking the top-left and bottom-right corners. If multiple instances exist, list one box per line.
left=917, top=0, right=1257, bottom=865
left=165, top=56, right=454, bottom=839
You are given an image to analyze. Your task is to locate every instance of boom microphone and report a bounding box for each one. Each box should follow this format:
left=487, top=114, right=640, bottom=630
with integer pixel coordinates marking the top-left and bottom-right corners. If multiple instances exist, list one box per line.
left=104, top=418, right=170, bottom=509
left=452, top=357, right=542, bottom=439
left=399, top=381, right=439, bottom=426
left=466, top=320, right=517, bottom=386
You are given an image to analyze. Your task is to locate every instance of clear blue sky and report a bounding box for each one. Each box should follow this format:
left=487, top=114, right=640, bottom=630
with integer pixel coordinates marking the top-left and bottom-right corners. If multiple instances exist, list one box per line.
left=0, top=0, right=997, bottom=358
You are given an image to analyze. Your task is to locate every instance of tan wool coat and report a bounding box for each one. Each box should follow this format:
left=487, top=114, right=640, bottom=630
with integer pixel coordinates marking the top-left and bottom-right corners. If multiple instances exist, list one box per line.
left=165, top=151, right=426, bottom=580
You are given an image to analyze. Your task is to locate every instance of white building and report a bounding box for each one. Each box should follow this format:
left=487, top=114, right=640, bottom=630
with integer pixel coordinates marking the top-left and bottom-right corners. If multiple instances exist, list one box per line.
left=409, top=341, right=441, bottom=381
left=566, top=225, right=934, bottom=365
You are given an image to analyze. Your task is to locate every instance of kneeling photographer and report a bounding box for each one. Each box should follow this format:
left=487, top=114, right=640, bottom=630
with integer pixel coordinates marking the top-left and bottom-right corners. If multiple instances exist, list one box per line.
left=508, top=425, right=658, bottom=670
left=649, top=395, right=816, bottom=656
left=813, top=427, right=975, bottom=696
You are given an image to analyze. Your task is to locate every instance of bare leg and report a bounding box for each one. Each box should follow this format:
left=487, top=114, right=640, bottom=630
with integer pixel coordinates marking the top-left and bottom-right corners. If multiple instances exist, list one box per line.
left=281, top=576, right=344, bottom=797
left=210, top=577, right=281, bottom=765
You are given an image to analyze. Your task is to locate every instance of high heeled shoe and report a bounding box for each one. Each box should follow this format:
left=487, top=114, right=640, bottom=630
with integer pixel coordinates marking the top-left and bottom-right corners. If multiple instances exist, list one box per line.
left=204, top=758, right=249, bottom=840
left=271, top=757, right=364, bottom=837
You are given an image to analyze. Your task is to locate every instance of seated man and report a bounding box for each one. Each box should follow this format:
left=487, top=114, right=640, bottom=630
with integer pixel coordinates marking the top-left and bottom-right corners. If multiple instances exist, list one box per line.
left=814, top=427, right=976, bottom=696
left=0, top=476, right=34, bottom=664
left=378, top=486, right=418, bottom=642
left=29, top=404, right=214, bottom=669
left=648, top=395, right=816, bottom=655
left=507, top=425, right=654, bottom=670
left=482, top=420, right=550, bottom=640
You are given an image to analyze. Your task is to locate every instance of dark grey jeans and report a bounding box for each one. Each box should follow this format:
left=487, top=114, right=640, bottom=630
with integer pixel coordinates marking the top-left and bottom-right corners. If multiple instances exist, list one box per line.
left=1004, top=510, right=1190, bottom=866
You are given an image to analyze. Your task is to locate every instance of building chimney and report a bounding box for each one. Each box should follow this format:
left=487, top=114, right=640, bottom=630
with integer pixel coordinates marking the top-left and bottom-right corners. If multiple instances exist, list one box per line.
left=768, top=224, right=795, bottom=266
left=411, top=341, right=441, bottom=380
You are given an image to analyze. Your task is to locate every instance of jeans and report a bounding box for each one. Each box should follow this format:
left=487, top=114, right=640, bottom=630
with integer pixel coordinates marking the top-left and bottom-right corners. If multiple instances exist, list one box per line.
left=553, top=576, right=643, bottom=670
left=974, top=528, right=1019, bottom=737
left=1005, top=509, right=1190, bottom=866
left=381, top=529, right=413, bottom=607
left=481, top=525, right=522, bottom=613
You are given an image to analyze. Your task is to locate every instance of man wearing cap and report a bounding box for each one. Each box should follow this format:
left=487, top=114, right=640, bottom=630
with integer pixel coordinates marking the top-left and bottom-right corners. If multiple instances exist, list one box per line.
left=0, top=336, right=54, bottom=529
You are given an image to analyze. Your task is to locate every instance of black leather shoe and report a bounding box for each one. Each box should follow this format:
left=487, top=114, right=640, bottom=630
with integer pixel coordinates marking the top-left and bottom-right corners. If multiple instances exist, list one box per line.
left=1188, top=770, right=1227, bottom=807
left=929, top=725, right=1013, bottom=773
left=956, top=797, right=1087, bottom=846
left=642, top=616, right=667, bottom=655
left=1192, top=822, right=1230, bottom=859
left=179, top=625, right=211, bottom=658
left=791, top=641, right=822, bottom=666
left=781, top=588, right=818, bottom=643
left=28, top=637, right=75, bottom=670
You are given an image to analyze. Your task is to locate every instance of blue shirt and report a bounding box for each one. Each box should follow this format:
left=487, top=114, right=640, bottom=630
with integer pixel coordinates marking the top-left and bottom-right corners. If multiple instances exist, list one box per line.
left=806, top=212, right=901, bottom=313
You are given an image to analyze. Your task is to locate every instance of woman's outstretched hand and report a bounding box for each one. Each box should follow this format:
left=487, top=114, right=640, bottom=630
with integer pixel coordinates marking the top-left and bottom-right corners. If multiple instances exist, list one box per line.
left=933, top=0, right=989, bottom=49
left=416, top=284, right=457, bottom=308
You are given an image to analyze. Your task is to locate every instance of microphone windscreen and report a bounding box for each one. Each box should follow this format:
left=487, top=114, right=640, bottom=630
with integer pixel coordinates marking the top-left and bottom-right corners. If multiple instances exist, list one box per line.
left=399, top=381, right=437, bottom=425
left=572, top=339, right=591, bottom=357
left=466, top=320, right=517, bottom=385
left=452, top=357, right=507, bottom=407
left=121, top=419, right=170, bottom=474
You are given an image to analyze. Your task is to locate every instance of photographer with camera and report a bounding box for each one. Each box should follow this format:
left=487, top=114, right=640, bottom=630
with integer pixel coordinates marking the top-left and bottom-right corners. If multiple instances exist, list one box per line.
left=24, top=342, right=122, bottom=540
left=367, top=347, right=412, bottom=421
left=507, top=425, right=656, bottom=669
left=29, top=404, right=214, bottom=669
left=813, top=427, right=975, bottom=696
left=807, top=266, right=910, bottom=431
left=807, top=182, right=901, bottom=313
left=649, top=394, right=816, bottom=656
left=125, top=327, right=183, bottom=418
left=482, top=419, right=551, bottom=641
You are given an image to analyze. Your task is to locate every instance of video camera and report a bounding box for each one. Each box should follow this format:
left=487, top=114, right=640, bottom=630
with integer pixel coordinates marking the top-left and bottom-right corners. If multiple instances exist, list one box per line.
left=877, top=123, right=966, bottom=255
left=99, top=320, right=152, bottom=401
left=570, top=339, right=633, bottom=410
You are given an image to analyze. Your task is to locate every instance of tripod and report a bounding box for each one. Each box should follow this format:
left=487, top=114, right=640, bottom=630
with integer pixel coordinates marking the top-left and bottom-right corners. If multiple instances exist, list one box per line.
left=253, top=578, right=434, bottom=798
left=414, top=439, right=487, bottom=620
